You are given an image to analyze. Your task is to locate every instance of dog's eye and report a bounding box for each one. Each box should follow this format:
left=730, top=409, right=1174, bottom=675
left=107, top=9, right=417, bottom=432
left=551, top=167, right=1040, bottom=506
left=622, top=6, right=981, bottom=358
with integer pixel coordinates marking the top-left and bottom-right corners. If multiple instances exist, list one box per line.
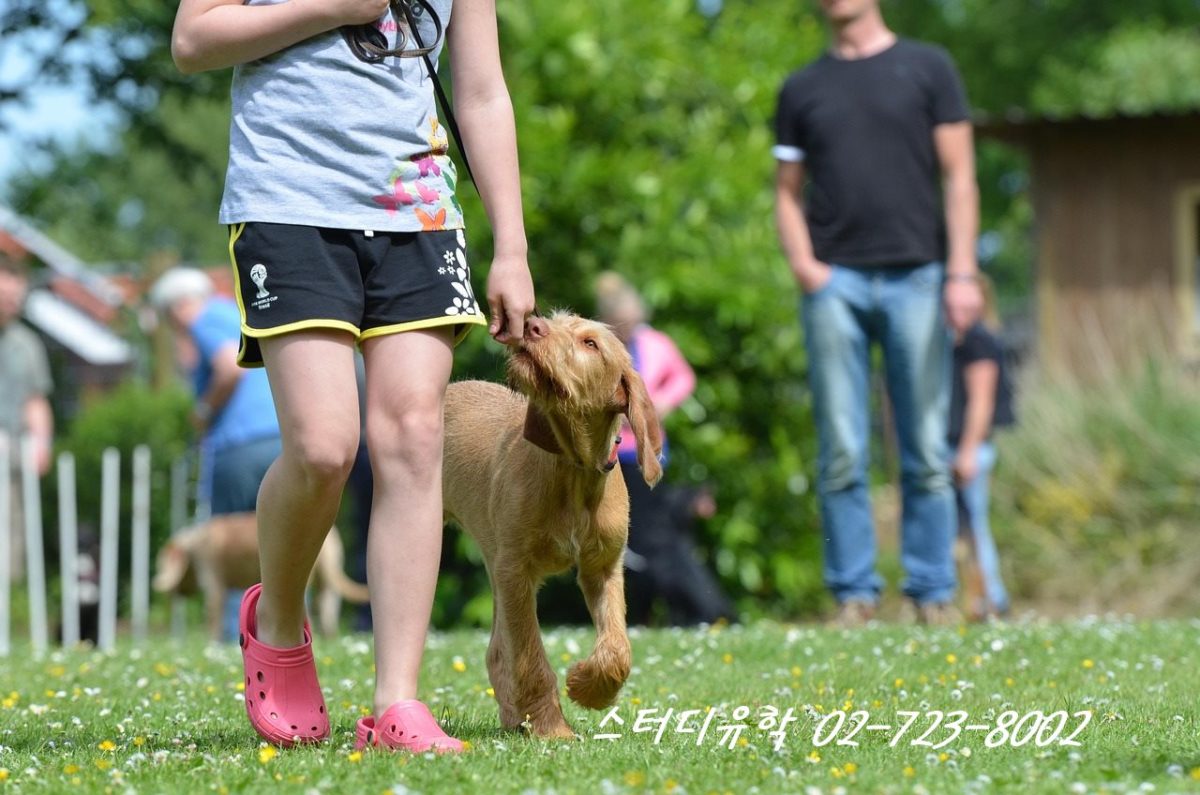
left=582, top=338, right=599, bottom=350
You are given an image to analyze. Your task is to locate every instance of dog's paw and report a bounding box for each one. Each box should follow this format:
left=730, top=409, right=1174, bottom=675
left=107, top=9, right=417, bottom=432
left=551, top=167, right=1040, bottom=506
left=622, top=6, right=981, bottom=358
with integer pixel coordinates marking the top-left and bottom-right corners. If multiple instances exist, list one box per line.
left=565, top=660, right=626, bottom=710
left=513, top=711, right=576, bottom=740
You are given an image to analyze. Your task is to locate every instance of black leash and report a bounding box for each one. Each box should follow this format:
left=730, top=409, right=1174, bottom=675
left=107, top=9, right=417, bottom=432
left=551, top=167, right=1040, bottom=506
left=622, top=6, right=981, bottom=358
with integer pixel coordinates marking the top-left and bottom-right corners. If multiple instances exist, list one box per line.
left=341, top=0, right=475, bottom=187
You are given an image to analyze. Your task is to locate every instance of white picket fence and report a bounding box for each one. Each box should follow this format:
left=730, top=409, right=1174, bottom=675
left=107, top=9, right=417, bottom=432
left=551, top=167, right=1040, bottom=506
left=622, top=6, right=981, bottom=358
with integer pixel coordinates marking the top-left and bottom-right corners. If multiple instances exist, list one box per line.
left=1, top=433, right=192, bottom=657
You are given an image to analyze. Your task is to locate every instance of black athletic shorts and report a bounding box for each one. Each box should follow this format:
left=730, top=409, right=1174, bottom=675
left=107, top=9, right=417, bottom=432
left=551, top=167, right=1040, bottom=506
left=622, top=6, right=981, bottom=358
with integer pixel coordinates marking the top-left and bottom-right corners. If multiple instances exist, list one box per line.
left=227, top=222, right=486, bottom=367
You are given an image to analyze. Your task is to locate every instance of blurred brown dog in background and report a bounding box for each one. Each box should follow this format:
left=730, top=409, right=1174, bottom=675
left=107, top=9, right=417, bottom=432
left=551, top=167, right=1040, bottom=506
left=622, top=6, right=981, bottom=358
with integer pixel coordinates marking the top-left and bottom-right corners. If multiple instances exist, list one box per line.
left=153, top=513, right=369, bottom=641
left=442, top=311, right=663, bottom=739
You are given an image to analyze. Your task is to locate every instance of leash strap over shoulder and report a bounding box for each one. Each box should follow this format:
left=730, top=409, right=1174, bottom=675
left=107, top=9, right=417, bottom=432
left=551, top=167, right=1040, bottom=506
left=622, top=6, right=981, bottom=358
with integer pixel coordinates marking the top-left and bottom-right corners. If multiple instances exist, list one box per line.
left=398, top=1, right=477, bottom=188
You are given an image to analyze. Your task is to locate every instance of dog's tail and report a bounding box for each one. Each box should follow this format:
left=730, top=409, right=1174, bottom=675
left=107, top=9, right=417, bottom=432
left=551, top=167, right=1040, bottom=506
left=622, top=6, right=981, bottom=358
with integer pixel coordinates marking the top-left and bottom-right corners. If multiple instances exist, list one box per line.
left=315, top=531, right=371, bottom=603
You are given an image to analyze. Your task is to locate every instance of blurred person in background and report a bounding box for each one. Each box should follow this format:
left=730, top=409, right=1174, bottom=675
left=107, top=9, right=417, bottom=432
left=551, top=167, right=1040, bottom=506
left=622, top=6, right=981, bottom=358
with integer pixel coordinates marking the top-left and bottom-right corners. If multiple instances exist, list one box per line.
left=773, top=0, right=982, bottom=625
left=595, top=271, right=735, bottom=626
left=947, top=273, right=1014, bottom=621
left=150, top=267, right=282, bottom=640
left=0, top=251, right=53, bottom=583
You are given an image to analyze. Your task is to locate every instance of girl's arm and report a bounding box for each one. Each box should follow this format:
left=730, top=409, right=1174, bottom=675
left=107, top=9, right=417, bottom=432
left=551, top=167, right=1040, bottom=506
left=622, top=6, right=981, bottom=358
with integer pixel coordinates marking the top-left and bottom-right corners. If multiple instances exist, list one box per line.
left=172, top=0, right=388, bottom=74
left=447, top=0, right=535, bottom=345
left=954, top=358, right=998, bottom=484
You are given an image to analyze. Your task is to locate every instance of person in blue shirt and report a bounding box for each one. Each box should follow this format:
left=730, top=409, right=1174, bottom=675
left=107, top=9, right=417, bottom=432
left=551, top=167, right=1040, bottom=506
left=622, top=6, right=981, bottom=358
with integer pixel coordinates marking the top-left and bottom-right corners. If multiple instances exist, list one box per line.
left=151, top=267, right=283, bottom=638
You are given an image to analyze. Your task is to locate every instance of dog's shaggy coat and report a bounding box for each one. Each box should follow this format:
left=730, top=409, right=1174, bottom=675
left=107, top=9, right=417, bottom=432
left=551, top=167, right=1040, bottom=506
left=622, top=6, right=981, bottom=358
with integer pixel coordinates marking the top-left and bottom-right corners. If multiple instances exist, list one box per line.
left=442, top=312, right=663, bottom=738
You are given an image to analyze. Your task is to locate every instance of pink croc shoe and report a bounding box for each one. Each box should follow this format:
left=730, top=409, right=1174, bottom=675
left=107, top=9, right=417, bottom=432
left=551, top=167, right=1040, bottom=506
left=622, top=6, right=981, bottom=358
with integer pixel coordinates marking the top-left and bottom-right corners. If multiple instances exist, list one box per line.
left=239, top=583, right=330, bottom=747
left=355, top=700, right=464, bottom=754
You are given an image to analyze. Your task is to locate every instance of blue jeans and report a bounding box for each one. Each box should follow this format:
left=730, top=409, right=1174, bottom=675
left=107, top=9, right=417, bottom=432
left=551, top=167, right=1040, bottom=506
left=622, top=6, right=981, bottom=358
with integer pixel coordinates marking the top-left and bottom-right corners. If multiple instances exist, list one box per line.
left=802, top=262, right=956, bottom=605
left=955, top=441, right=1009, bottom=613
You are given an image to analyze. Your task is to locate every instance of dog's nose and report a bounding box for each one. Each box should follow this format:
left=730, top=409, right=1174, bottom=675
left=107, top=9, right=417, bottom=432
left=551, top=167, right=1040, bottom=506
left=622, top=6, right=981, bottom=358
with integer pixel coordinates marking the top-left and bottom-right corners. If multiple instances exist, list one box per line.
left=525, top=315, right=549, bottom=340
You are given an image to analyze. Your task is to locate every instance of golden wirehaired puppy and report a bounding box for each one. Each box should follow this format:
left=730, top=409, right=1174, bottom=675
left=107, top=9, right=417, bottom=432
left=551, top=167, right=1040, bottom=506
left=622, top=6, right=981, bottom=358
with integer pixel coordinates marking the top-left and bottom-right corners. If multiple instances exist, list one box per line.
left=442, top=311, right=663, bottom=738
left=152, top=513, right=369, bottom=641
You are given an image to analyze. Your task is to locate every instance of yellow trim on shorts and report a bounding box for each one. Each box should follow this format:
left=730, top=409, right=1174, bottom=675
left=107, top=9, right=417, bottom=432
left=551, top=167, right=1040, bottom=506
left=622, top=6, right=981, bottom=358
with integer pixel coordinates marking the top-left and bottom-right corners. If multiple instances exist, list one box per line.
left=228, top=222, right=248, bottom=317
left=359, top=314, right=487, bottom=346
left=242, top=318, right=363, bottom=339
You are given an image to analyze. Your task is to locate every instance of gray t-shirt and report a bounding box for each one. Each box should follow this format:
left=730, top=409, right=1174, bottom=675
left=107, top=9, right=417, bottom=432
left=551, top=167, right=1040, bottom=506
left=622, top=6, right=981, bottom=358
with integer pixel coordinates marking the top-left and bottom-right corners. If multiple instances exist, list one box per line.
left=0, top=320, right=52, bottom=442
left=219, top=0, right=464, bottom=232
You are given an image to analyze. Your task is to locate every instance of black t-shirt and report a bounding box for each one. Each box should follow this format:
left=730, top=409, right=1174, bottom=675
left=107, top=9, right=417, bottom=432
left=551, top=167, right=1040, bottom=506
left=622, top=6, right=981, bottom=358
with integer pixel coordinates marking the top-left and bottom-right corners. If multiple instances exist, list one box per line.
left=948, top=323, right=1015, bottom=446
left=774, top=39, right=970, bottom=266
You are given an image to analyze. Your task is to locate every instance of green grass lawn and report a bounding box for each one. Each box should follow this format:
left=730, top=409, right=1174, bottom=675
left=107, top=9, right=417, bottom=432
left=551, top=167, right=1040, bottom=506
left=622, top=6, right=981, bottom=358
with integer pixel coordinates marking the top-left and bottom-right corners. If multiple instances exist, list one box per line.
left=1, top=619, right=1198, bottom=794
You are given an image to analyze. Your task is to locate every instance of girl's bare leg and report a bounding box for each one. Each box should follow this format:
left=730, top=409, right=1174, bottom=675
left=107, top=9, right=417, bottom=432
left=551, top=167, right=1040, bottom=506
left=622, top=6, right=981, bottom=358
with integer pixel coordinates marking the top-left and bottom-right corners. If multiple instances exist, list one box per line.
left=255, top=330, right=360, bottom=647
left=361, top=327, right=454, bottom=716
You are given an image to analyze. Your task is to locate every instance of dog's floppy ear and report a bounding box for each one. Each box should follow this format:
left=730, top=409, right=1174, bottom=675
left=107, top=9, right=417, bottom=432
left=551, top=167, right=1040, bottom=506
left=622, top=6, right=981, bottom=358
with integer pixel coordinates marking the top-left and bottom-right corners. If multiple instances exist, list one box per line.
left=523, top=403, right=563, bottom=455
left=616, top=366, right=663, bottom=486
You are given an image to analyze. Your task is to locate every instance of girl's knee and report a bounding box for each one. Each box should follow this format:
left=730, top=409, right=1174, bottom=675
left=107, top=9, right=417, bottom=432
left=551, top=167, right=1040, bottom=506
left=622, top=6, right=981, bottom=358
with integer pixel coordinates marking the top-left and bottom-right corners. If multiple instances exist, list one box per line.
left=290, top=430, right=359, bottom=486
left=367, top=403, right=443, bottom=465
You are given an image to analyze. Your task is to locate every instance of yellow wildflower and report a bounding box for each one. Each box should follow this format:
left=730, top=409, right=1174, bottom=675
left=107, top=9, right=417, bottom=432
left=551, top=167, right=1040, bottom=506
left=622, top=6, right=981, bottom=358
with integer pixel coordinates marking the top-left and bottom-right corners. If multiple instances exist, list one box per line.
left=258, top=746, right=277, bottom=764
left=903, top=766, right=915, bottom=778
left=64, top=765, right=80, bottom=775
left=624, top=771, right=646, bottom=787
left=98, top=740, right=116, bottom=752
left=348, top=751, right=363, bottom=763
left=1082, top=659, right=1095, bottom=669
left=945, top=653, right=957, bottom=665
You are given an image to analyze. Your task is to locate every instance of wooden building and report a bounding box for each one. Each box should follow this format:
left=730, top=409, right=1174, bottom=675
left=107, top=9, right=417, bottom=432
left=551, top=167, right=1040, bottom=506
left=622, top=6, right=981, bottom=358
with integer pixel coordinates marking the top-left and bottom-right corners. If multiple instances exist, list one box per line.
left=979, top=111, right=1200, bottom=379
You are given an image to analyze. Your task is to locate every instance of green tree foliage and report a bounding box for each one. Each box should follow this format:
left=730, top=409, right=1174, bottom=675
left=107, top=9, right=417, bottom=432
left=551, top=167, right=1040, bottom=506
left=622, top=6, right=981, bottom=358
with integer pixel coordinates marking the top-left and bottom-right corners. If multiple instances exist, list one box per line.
left=452, top=0, right=833, bottom=620
left=6, top=94, right=230, bottom=263
left=1032, top=27, right=1200, bottom=117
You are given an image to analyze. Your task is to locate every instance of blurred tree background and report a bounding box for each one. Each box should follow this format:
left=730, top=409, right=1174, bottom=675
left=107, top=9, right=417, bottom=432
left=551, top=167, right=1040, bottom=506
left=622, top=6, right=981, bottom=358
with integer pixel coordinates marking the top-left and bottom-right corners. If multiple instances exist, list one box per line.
left=2, top=0, right=1199, bottom=623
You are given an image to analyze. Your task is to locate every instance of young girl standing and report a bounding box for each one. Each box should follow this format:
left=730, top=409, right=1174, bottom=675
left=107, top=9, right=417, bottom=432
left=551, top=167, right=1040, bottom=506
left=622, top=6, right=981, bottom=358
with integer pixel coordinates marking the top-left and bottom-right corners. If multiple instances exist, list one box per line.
left=946, top=275, right=1014, bottom=621
left=171, top=0, right=536, bottom=750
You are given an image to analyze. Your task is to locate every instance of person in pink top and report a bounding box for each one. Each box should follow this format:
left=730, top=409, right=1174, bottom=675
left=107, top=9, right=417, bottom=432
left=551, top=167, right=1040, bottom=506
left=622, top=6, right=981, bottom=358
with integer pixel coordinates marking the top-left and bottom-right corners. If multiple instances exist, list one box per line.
left=595, top=272, right=735, bottom=625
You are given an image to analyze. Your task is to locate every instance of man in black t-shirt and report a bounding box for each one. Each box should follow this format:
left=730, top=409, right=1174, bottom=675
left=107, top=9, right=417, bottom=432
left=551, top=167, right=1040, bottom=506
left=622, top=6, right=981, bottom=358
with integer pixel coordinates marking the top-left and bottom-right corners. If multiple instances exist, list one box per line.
left=773, top=0, right=983, bottom=626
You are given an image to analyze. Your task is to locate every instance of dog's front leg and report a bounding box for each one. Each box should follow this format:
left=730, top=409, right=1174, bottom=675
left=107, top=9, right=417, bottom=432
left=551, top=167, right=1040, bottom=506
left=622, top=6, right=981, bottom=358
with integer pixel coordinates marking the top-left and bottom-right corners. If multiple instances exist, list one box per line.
left=567, top=558, right=632, bottom=710
left=494, top=566, right=574, bottom=739
left=485, top=594, right=521, bottom=729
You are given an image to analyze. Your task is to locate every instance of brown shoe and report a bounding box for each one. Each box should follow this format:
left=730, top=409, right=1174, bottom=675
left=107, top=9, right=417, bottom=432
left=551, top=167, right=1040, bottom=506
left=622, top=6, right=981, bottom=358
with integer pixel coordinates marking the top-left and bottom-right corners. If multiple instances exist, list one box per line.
left=914, top=600, right=963, bottom=627
left=827, top=599, right=876, bottom=628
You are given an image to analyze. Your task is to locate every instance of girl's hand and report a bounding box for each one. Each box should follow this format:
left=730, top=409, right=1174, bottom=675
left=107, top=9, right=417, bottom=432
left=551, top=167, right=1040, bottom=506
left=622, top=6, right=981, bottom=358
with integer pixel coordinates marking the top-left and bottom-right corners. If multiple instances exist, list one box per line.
left=953, top=444, right=979, bottom=485
left=486, top=254, right=535, bottom=345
